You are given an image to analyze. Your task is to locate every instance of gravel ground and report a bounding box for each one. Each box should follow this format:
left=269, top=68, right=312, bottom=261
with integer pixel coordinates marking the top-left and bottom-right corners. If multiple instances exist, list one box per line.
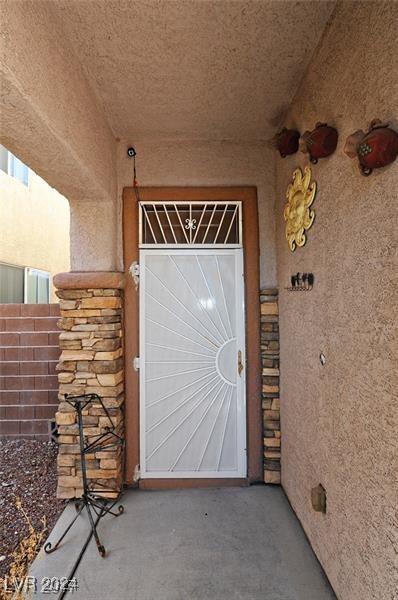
left=0, top=440, right=65, bottom=578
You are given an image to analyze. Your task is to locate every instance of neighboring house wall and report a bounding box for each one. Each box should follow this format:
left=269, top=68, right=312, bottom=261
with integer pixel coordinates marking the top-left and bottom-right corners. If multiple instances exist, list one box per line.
left=0, top=303, right=60, bottom=440
left=0, top=149, right=70, bottom=301
left=274, top=4, right=397, bottom=600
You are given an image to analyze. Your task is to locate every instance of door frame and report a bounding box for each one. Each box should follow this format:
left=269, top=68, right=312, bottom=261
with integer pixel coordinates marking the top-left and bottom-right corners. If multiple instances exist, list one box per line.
left=123, top=187, right=261, bottom=488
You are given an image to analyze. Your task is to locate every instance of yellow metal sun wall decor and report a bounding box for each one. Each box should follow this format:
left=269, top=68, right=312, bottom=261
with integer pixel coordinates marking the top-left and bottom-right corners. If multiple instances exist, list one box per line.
left=284, top=166, right=316, bottom=251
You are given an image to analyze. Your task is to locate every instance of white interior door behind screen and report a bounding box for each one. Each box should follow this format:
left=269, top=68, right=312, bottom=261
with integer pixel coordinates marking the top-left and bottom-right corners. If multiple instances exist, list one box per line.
left=139, top=249, right=246, bottom=478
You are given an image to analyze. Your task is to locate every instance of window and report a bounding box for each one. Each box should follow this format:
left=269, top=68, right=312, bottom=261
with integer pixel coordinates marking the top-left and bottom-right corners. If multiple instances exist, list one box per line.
left=0, top=144, right=29, bottom=186
left=25, top=268, right=50, bottom=303
left=0, top=145, right=8, bottom=173
left=0, top=263, right=24, bottom=303
left=8, top=152, right=29, bottom=186
left=0, top=263, right=50, bottom=303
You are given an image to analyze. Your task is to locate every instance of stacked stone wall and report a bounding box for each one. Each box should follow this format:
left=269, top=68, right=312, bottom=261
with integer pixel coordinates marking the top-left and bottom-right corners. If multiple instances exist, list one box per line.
left=260, top=288, right=280, bottom=484
left=54, top=279, right=124, bottom=499
left=54, top=276, right=279, bottom=494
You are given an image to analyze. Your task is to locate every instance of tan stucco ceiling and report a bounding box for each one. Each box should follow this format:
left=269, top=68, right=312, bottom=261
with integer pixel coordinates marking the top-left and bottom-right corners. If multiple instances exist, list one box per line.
left=54, top=0, right=335, bottom=142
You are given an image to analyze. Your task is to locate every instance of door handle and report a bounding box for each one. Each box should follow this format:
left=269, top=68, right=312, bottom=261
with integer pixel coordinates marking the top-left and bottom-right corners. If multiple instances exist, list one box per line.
left=238, top=350, right=244, bottom=377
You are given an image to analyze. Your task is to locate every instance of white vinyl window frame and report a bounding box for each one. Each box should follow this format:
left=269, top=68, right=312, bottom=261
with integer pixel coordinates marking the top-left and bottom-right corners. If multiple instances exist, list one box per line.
left=0, top=263, right=50, bottom=303
left=24, top=267, right=50, bottom=303
left=7, top=151, right=29, bottom=187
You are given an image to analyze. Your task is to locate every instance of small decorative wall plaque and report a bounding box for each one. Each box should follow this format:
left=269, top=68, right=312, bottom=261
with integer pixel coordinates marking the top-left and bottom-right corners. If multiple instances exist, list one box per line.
left=284, top=166, right=316, bottom=252
left=285, top=272, right=314, bottom=291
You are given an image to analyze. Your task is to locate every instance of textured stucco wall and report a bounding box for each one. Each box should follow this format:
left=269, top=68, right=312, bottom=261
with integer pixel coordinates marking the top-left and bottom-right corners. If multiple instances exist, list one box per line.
left=0, top=0, right=116, bottom=204
left=117, top=140, right=276, bottom=287
left=56, top=0, right=335, bottom=142
left=0, top=0, right=335, bottom=277
left=69, top=200, right=119, bottom=272
left=0, top=169, right=70, bottom=301
left=0, top=0, right=118, bottom=272
left=275, top=3, right=398, bottom=599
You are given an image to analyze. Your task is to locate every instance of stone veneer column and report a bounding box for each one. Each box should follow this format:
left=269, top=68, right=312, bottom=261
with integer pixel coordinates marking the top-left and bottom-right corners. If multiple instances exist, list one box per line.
left=53, top=272, right=125, bottom=499
left=260, top=288, right=281, bottom=484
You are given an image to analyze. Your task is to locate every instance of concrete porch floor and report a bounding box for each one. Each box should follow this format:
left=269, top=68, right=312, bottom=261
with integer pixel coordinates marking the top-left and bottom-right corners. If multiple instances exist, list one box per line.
left=29, top=486, right=335, bottom=600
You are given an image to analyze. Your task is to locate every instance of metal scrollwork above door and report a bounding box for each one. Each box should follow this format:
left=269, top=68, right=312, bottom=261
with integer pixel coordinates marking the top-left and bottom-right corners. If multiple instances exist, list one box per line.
left=139, top=201, right=242, bottom=248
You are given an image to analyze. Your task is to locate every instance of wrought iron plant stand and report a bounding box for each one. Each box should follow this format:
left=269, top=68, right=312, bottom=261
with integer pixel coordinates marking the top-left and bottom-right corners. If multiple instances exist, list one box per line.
left=44, top=393, right=124, bottom=558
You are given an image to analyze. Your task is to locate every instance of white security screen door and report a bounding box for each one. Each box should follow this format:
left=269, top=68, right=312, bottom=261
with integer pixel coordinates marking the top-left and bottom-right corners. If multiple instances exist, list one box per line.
left=139, top=249, right=246, bottom=478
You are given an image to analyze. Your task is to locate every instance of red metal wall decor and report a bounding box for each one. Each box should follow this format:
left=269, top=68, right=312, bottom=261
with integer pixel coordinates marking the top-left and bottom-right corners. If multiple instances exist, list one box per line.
left=344, top=119, right=398, bottom=176
left=272, top=128, right=300, bottom=157
left=299, top=122, right=338, bottom=163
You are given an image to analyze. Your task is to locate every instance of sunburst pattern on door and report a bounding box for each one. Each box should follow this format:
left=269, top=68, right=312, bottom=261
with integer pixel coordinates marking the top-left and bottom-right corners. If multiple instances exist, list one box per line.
left=140, top=250, right=246, bottom=477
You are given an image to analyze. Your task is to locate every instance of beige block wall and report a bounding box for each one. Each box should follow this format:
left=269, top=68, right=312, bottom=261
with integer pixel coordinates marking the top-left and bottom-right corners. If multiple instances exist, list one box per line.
left=0, top=169, right=70, bottom=300
left=275, top=3, right=398, bottom=599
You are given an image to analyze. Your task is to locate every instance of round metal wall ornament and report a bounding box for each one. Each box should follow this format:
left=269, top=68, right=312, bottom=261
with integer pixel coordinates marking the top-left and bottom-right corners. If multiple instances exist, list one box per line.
left=284, top=166, right=316, bottom=252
